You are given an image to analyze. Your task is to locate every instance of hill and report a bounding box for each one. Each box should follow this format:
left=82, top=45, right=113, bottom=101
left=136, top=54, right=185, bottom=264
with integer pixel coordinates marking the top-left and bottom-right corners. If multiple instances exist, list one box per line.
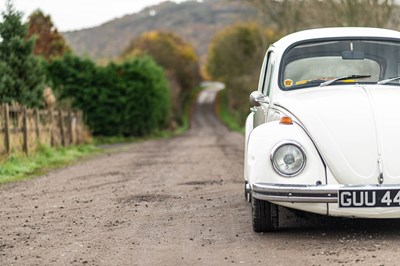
left=62, top=0, right=256, bottom=62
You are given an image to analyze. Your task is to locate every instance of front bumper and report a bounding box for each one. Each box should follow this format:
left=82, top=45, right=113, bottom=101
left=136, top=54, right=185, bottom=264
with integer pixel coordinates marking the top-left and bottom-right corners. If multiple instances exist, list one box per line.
left=252, top=183, right=400, bottom=203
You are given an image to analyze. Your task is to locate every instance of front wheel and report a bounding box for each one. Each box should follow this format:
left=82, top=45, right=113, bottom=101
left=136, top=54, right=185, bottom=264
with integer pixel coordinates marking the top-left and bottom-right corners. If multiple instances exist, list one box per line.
left=244, top=181, right=251, bottom=203
left=251, top=194, right=279, bottom=232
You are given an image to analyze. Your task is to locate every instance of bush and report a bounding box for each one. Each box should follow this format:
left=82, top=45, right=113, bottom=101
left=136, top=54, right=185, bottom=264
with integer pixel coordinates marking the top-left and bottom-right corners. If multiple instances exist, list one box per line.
left=121, top=31, right=201, bottom=124
left=206, top=23, right=280, bottom=124
left=47, top=54, right=170, bottom=136
left=105, top=59, right=170, bottom=136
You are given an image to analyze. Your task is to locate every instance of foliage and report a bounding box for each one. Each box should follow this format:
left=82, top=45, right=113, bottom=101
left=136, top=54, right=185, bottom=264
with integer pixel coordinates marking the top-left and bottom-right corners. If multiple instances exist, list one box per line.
left=26, top=9, right=71, bottom=61
left=105, top=59, right=170, bottom=136
left=121, top=31, right=201, bottom=123
left=0, top=0, right=46, bottom=107
left=207, top=22, right=267, bottom=79
left=0, top=144, right=99, bottom=184
left=206, top=22, right=279, bottom=124
left=216, top=89, right=244, bottom=133
left=46, top=54, right=170, bottom=136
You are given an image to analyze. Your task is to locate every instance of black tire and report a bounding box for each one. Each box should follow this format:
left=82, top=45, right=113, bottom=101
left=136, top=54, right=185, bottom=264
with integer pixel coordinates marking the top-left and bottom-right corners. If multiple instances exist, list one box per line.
left=244, top=181, right=251, bottom=203
left=251, top=194, right=279, bottom=232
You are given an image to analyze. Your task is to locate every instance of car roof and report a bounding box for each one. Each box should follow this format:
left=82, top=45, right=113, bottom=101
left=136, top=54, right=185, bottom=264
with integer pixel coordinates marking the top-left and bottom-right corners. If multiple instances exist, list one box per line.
left=272, top=27, right=400, bottom=50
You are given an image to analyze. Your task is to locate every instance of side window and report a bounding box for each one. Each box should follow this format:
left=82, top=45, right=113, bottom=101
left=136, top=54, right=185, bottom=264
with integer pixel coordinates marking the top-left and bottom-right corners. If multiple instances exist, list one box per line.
left=263, top=52, right=275, bottom=96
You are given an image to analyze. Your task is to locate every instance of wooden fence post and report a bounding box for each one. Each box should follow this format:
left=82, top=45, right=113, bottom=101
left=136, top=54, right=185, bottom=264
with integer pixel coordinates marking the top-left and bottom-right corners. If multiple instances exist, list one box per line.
left=59, top=110, right=66, bottom=146
left=68, top=110, right=74, bottom=145
left=4, top=104, right=11, bottom=154
left=76, top=111, right=83, bottom=145
left=49, top=109, right=55, bottom=146
left=22, top=107, right=29, bottom=154
left=34, top=108, right=40, bottom=142
left=75, top=111, right=79, bottom=145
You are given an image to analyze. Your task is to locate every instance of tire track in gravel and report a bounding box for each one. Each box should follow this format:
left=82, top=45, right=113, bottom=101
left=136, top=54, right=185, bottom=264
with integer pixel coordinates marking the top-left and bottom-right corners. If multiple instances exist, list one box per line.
left=1, top=83, right=400, bottom=265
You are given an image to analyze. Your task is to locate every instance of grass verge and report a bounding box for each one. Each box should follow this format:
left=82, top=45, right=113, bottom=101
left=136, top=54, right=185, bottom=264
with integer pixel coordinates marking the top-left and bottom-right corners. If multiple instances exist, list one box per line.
left=215, top=89, right=245, bottom=133
left=0, top=144, right=99, bottom=185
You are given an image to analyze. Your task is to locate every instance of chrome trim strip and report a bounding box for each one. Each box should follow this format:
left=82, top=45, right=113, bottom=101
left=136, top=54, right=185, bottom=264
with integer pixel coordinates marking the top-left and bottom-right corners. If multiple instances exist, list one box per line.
left=252, top=192, right=338, bottom=203
left=252, top=183, right=400, bottom=203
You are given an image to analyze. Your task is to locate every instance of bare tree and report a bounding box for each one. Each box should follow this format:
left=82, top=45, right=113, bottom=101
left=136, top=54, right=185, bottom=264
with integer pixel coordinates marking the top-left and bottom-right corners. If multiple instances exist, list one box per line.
left=244, top=0, right=307, bottom=34
left=242, top=0, right=396, bottom=34
left=326, top=0, right=394, bottom=27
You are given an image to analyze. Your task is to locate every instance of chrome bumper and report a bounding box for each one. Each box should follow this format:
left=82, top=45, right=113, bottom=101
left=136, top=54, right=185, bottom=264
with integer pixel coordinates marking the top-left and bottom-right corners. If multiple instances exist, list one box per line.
left=252, top=183, right=400, bottom=203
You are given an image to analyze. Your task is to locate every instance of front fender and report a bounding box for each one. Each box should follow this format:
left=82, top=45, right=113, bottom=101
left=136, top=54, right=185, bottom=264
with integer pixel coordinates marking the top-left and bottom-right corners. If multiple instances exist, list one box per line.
left=246, top=121, right=326, bottom=187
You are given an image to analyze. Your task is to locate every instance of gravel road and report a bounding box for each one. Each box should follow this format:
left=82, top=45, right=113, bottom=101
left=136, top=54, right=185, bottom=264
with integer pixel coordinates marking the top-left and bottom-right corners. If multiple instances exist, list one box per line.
left=2, top=85, right=400, bottom=266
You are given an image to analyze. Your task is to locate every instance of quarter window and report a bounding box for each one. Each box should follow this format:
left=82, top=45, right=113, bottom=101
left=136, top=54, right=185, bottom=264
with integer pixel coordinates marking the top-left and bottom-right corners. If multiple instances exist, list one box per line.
left=263, top=51, right=275, bottom=96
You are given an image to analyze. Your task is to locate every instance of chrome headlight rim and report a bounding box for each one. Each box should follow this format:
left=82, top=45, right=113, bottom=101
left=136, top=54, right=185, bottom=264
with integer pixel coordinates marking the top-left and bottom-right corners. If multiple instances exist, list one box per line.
left=270, top=140, right=306, bottom=177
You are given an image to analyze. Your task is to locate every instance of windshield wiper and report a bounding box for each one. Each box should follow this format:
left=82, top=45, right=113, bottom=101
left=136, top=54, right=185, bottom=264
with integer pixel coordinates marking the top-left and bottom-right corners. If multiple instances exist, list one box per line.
left=377, top=76, right=400, bottom=85
left=319, top=74, right=371, bottom=87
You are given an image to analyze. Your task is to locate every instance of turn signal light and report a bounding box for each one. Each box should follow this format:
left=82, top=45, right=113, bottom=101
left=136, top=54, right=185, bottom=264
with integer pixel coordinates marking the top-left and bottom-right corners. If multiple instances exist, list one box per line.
left=280, top=116, right=293, bottom=125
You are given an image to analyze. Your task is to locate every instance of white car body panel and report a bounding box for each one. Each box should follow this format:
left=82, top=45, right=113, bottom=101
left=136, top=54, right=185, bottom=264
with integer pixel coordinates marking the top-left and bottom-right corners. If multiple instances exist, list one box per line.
left=245, top=27, right=400, bottom=218
left=274, top=86, right=380, bottom=185
left=369, top=87, right=400, bottom=183
left=247, top=121, right=326, bottom=186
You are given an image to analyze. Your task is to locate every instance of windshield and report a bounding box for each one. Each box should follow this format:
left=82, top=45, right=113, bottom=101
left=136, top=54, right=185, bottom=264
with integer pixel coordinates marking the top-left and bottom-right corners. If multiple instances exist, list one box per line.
left=280, top=39, right=400, bottom=89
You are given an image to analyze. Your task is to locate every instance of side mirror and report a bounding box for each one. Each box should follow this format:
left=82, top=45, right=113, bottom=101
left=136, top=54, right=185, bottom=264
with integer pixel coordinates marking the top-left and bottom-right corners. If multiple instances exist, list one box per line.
left=250, top=91, right=269, bottom=107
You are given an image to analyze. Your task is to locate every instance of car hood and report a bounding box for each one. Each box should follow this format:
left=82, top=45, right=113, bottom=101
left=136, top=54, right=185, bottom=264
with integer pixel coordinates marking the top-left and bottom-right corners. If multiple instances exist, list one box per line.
left=273, top=86, right=400, bottom=185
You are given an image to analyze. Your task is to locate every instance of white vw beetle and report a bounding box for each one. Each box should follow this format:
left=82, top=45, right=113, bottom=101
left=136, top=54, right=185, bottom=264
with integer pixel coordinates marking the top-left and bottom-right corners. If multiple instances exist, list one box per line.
left=244, top=27, right=400, bottom=232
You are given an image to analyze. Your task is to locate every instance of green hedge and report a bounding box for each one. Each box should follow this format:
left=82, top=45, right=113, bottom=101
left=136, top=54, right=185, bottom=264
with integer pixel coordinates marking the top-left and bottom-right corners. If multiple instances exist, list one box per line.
left=47, top=54, right=170, bottom=136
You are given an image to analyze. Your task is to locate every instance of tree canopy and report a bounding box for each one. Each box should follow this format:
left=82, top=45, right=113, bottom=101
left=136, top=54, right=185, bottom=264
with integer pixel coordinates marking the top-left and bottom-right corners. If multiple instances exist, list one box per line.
left=206, top=22, right=279, bottom=123
left=26, top=9, right=71, bottom=61
left=0, top=0, right=45, bottom=107
left=121, top=31, right=201, bottom=123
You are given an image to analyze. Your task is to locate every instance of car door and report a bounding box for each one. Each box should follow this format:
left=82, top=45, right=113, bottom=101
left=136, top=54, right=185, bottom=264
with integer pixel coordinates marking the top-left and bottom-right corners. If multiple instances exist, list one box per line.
left=253, top=50, right=275, bottom=128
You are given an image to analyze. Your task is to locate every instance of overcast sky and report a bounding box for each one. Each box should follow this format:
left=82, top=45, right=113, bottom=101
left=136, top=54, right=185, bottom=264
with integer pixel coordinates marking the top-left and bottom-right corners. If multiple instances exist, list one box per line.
left=0, top=0, right=187, bottom=32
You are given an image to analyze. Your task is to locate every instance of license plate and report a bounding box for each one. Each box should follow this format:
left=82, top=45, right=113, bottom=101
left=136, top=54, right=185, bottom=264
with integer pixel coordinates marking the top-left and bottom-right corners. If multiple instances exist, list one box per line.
left=339, top=189, right=400, bottom=208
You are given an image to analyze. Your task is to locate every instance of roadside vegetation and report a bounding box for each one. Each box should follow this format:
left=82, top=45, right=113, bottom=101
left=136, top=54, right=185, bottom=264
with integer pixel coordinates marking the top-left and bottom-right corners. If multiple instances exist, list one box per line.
left=47, top=55, right=171, bottom=136
left=121, top=31, right=202, bottom=127
left=206, top=22, right=280, bottom=127
left=0, top=1, right=202, bottom=182
left=93, top=84, right=204, bottom=145
left=0, top=145, right=99, bottom=185
left=215, top=89, right=244, bottom=133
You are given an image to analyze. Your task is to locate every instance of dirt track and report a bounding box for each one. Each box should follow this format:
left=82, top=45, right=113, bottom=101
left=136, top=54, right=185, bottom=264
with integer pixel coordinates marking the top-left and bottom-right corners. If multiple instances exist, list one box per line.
left=2, top=85, right=400, bottom=266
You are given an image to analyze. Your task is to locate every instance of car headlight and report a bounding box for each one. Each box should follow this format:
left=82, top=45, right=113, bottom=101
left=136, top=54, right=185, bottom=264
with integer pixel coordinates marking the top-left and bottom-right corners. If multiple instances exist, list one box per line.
left=271, top=141, right=306, bottom=177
